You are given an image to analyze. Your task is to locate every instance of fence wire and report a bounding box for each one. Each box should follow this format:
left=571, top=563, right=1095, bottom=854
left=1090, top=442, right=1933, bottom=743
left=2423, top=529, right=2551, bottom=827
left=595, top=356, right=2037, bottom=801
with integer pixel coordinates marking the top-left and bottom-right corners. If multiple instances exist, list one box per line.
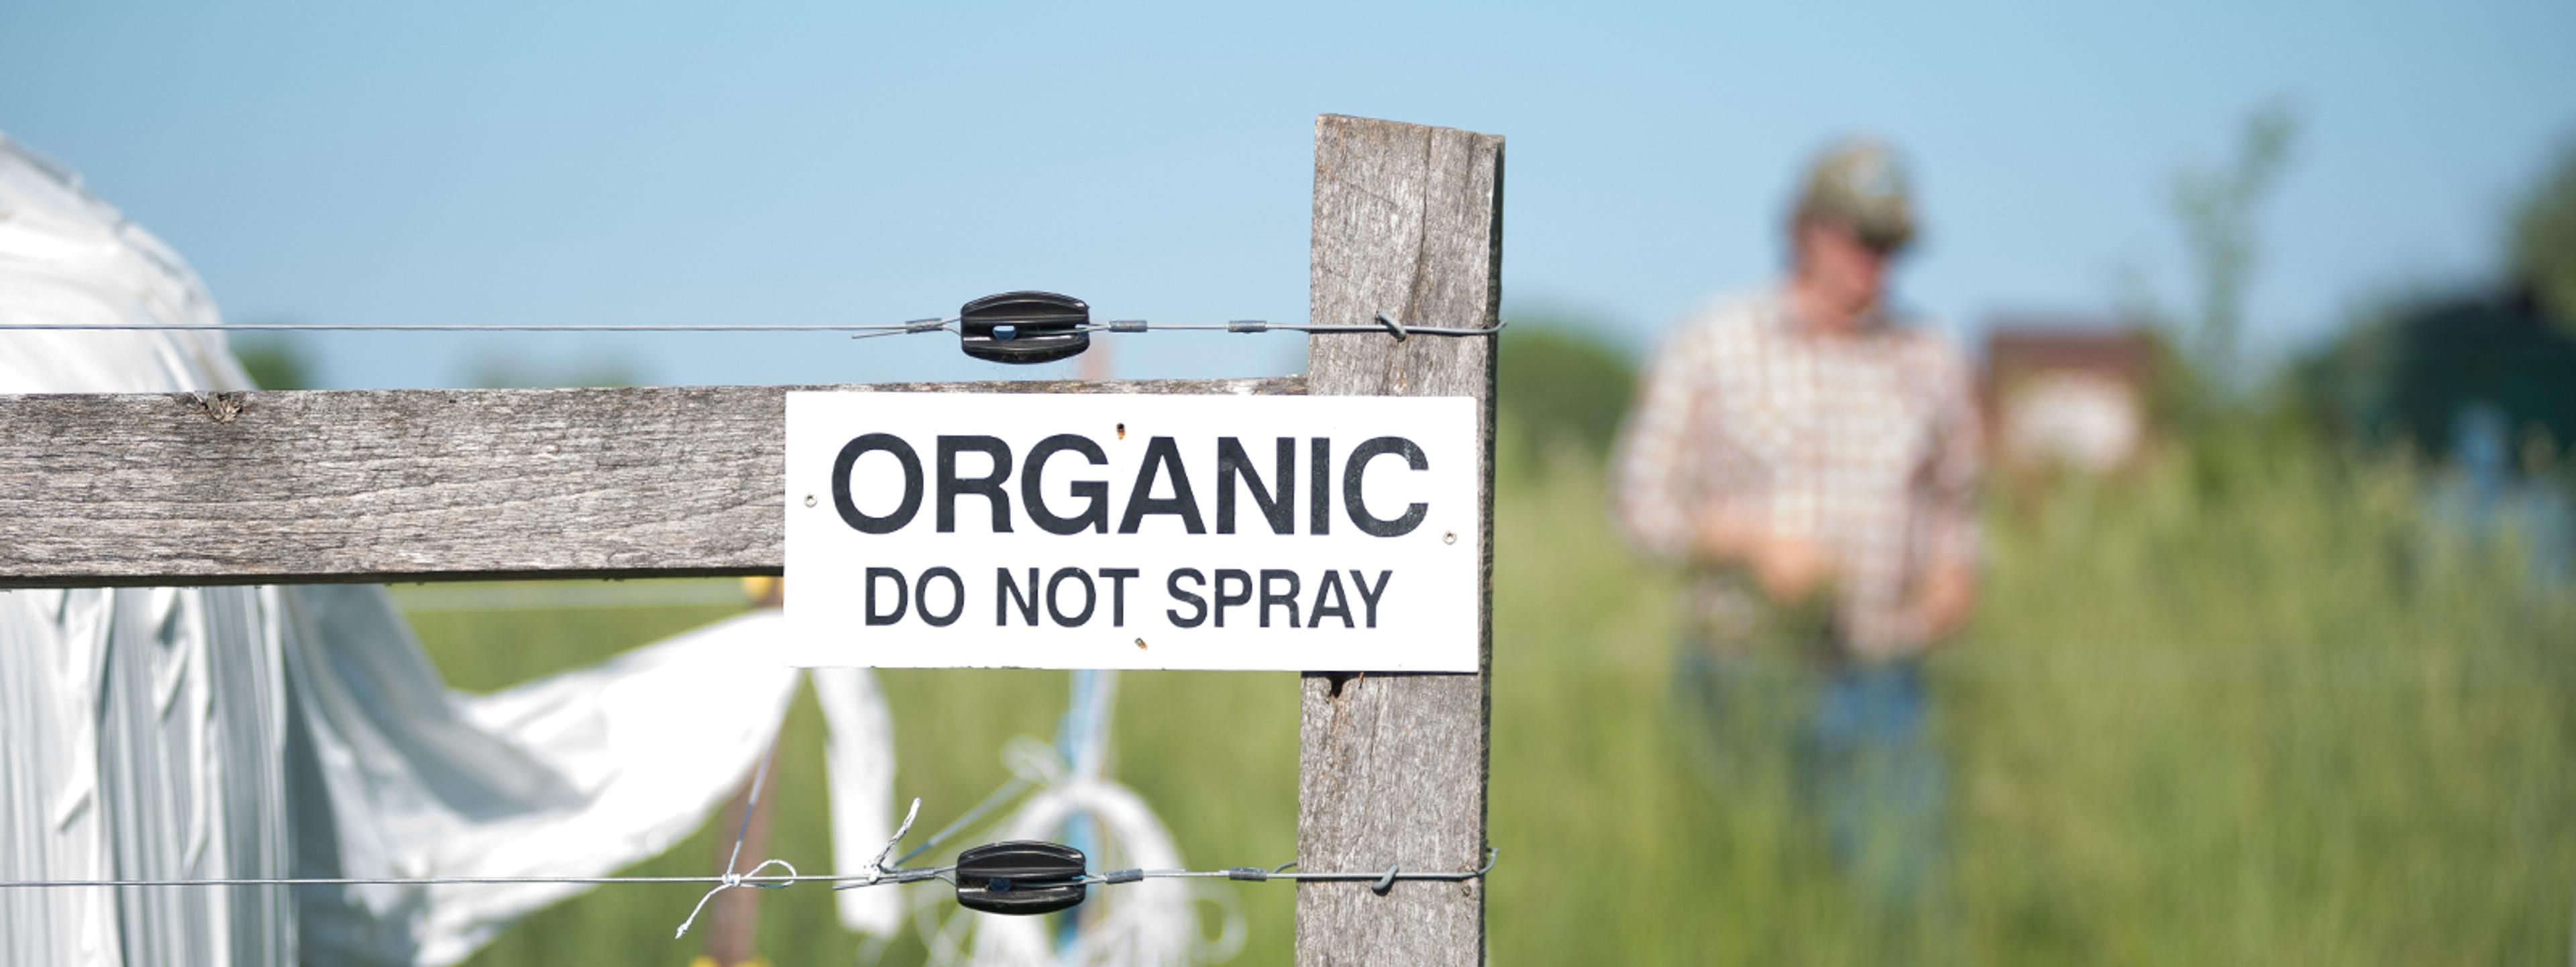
left=0, top=737, right=1497, bottom=941
left=1, top=312, right=1505, bottom=339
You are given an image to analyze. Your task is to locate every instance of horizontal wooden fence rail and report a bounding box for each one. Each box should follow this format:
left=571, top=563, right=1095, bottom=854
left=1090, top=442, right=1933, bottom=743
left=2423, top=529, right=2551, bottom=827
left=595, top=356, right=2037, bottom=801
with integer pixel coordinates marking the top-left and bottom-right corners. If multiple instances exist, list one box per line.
left=0, top=377, right=1303, bottom=589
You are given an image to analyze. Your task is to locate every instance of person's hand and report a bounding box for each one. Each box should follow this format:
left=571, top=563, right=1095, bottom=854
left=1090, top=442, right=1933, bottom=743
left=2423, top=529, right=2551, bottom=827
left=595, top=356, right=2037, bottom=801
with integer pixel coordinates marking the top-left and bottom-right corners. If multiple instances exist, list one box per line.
left=1751, top=531, right=1833, bottom=604
left=1906, top=560, right=1977, bottom=644
left=1696, top=511, right=1834, bottom=603
left=1693, top=509, right=1762, bottom=563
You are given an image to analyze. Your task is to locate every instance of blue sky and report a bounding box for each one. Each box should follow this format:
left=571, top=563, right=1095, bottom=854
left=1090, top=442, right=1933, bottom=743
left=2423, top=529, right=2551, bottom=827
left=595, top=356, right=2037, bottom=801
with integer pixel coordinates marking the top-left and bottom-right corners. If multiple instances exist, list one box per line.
left=5, top=2, right=2571, bottom=388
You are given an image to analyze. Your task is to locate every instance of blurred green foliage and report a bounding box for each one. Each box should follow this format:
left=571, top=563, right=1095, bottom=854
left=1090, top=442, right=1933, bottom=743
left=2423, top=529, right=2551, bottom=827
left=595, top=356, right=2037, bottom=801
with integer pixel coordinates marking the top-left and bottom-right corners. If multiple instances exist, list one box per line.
left=2292, top=291, right=2576, bottom=462
left=1489, top=427, right=2575, bottom=964
left=462, top=352, right=647, bottom=389
left=2514, top=140, right=2576, bottom=330
left=2290, top=138, right=2576, bottom=465
left=1496, top=315, right=1635, bottom=470
left=230, top=333, right=315, bottom=391
left=2128, top=101, right=2300, bottom=420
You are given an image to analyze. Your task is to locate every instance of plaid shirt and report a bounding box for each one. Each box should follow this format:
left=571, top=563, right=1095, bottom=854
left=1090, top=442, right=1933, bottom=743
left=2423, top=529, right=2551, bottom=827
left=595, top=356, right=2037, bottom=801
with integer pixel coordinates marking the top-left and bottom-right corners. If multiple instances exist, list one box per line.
left=1611, top=288, right=1982, bottom=658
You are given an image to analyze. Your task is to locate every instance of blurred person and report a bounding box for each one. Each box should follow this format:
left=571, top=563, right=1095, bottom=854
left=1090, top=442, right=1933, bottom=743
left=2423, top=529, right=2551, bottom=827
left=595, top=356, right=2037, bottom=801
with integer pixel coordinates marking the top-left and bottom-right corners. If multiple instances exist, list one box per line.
left=1610, top=138, right=1983, bottom=913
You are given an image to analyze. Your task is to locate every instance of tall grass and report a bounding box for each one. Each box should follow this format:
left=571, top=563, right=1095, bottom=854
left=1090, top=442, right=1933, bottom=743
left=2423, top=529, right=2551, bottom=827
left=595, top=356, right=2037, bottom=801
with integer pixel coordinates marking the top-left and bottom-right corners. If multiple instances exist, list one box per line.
left=418, top=430, right=2575, bottom=965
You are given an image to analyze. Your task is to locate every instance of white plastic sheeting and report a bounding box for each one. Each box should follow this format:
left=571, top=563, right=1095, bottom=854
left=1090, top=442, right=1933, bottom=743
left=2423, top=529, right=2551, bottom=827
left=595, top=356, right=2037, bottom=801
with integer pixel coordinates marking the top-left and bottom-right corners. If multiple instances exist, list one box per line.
left=0, top=133, right=898, bottom=966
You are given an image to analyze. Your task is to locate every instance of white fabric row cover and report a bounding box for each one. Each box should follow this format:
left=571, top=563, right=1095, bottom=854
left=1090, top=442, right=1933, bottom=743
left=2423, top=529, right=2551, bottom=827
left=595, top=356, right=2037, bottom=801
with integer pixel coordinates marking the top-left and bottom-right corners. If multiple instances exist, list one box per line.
left=0, top=133, right=899, bottom=966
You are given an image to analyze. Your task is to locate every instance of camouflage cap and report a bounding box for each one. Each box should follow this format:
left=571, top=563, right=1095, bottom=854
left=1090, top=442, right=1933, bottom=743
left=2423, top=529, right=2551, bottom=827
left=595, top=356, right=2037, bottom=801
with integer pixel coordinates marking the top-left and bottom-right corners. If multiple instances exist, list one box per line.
left=1792, top=137, right=1917, bottom=253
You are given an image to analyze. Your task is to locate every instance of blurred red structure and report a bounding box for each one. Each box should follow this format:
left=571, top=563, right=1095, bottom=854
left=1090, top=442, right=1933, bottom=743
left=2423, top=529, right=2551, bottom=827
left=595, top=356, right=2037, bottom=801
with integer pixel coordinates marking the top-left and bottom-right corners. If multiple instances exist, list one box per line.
left=1980, top=323, right=2157, bottom=474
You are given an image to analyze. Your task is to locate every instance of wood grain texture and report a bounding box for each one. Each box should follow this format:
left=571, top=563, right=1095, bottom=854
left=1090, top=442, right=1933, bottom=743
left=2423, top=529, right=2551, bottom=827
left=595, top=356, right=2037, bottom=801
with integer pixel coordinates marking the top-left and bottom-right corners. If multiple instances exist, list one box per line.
left=1296, top=115, right=1501, bottom=966
left=0, top=377, right=1302, bottom=588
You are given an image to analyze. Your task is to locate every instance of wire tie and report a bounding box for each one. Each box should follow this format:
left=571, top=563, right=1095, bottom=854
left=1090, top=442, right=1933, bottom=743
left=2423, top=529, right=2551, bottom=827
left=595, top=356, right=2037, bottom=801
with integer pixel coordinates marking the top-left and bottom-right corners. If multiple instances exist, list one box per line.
left=1375, top=312, right=1409, bottom=341
left=674, top=743, right=789, bottom=939
left=674, top=857, right=795, bottom=939
left=1371, top=866, right=1401, bottom=895
left=867, top=798, right=923, bottom=885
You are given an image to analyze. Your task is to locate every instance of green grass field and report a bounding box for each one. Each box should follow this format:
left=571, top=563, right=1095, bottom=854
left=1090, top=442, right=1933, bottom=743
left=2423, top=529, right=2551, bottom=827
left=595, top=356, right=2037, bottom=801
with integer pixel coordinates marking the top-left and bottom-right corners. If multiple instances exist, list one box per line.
left=415, top=431, right=2576, bottom=965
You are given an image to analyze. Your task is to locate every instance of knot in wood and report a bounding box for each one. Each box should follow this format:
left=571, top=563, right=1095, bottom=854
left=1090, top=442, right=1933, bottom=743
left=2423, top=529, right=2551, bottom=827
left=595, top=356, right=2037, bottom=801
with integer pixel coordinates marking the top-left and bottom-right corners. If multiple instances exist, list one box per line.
left=182, top=391, right=250, bottom=423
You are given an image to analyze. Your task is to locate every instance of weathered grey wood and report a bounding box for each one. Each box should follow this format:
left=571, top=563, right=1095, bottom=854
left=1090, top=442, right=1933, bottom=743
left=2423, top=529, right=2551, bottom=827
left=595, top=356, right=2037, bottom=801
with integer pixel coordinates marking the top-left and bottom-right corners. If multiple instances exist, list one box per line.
left=0, top=377, right=1303, bottom=588
left=1296, top=115, right=1501, bottom=966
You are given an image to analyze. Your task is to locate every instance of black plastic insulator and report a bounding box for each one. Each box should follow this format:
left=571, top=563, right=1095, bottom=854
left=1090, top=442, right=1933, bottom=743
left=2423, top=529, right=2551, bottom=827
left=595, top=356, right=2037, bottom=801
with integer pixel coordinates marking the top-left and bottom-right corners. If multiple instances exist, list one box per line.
left=959, top=291, right=1091, bottom=364
left=954, top=841, right=1089, bottom=916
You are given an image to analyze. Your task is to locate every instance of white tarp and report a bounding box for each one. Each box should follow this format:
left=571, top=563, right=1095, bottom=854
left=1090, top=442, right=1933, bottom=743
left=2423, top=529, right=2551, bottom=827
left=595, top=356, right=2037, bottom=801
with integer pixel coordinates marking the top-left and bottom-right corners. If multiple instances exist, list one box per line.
left=0, top=132, right=899, bottom=966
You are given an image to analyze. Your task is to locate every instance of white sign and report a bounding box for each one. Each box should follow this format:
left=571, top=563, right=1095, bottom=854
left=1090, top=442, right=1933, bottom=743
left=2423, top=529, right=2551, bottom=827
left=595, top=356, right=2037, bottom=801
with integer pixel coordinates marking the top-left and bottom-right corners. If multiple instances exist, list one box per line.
left=782, top=392, right=1480, bottom=671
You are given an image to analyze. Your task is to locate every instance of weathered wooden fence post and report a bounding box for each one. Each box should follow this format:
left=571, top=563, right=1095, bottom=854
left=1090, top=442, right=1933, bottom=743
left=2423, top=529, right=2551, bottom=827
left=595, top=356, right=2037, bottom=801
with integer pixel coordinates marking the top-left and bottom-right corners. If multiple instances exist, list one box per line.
left=1297, top=115, right=1503, bottom=966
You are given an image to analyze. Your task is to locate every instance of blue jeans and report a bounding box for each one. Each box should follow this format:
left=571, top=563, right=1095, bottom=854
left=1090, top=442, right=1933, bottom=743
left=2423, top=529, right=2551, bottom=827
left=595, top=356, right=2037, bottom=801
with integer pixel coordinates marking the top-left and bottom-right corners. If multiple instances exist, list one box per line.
left=1677, top=649, right=1945, bottom=909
